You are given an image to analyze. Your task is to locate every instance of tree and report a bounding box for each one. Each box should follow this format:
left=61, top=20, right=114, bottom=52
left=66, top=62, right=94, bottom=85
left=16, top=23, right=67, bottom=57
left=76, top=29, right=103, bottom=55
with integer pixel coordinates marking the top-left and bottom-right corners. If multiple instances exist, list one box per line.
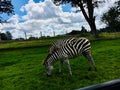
left=101, top=1, right=120, bottom=32
left=52, top=0, right=105, bottom=38
left=0, top=0, right=14, bottom=41
left=6, top=31, right=12, bottom=40
left=0, top=32, right=7, bottom=40
left=0, top=31, right=12, bottom=40
left=0, top=0, right=14, bottom=23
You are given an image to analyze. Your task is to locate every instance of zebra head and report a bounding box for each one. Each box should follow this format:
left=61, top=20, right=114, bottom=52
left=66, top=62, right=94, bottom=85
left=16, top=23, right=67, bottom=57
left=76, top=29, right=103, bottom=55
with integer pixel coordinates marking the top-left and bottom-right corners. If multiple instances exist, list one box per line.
left=43, top=54, right=54, bottom=77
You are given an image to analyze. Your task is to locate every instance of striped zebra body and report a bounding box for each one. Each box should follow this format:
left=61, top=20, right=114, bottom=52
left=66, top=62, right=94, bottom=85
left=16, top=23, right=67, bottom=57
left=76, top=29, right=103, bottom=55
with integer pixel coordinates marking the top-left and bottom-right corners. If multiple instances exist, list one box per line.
left=48, top=37, right=76, bottom=54
left=60, top=38, right=91, bottom=58
left=43, top=37, right=97, bottom=76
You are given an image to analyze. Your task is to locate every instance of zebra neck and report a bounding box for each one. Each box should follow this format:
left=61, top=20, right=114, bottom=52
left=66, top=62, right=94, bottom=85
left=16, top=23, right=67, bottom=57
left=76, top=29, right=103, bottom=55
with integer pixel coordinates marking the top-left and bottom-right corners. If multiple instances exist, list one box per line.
left=49, top=51, right=60, bottom=65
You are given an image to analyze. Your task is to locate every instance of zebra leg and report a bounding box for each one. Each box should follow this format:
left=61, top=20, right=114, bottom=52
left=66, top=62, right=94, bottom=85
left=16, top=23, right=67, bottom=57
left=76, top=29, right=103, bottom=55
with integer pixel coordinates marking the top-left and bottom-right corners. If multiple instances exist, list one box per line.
left=64, top=59, right=72, bottom=75
left=82, top=51, right=97, bottom=71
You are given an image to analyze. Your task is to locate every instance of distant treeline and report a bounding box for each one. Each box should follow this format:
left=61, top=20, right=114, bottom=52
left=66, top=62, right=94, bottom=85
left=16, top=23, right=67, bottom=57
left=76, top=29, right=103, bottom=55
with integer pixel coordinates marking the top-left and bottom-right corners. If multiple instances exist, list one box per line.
left=67, top=26, right=120, bottom=36
left=0, top=31, right=12, bottom=40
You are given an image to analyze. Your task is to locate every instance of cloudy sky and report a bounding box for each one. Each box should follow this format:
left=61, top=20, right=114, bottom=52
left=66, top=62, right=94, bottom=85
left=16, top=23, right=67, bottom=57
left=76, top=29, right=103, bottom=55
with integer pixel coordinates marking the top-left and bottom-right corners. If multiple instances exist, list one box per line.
left=0, top=0, right=116, bottom=39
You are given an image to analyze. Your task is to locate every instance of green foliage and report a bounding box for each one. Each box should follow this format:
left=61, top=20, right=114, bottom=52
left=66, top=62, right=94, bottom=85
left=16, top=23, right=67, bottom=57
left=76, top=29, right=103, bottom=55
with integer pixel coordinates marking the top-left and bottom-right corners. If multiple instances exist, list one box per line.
left=101, top=1, right=120, bottom=32
left=0, top=31, right=12, bottom=40
left=53, top=0, right=103, bottom=38
left=53, top=0, right=102, bottom=8
left=0, top=0, right=14, bottom=22
left=0, top=38, right=120, bottom=90
left=0, top=0, right=14, bottom=15
left=6, top=31, right=12, bottom=40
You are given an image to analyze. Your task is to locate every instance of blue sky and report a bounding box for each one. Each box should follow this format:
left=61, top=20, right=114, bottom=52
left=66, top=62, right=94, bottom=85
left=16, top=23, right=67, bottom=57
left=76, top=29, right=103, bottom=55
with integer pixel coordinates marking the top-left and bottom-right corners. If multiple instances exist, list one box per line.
left=12, top=0, right=28, bottom=16
left=3, top=0, right=71, bottom=20
left=1, top=0, right=116, bottom=39
left=3, top=0, right=44, bottom=20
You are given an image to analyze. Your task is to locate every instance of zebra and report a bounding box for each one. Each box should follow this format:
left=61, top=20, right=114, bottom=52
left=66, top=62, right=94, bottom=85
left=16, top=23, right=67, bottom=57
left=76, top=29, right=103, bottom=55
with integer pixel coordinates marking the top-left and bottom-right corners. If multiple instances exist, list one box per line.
left=43, top=37, right=97, bottom=76
left=44, top=37, right=76, bottom=62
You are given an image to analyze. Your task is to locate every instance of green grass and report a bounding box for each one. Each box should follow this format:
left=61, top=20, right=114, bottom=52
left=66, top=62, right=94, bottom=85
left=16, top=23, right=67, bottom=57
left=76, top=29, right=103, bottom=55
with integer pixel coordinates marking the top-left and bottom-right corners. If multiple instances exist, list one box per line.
left=0, top=39, right=53, bottom=50
left=0, top=32, right=120, bottom=50
left=0, top=38, right=120, bottom=90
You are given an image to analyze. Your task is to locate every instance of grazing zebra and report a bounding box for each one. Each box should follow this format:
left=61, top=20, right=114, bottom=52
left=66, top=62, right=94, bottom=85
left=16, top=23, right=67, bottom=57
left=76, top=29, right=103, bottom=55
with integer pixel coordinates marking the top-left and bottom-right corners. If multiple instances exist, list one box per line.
left=43, top=37, right=97, bottom=76
left=48, top=37, right=76, bottom=54
left=44, top=37, right=76, bottom=63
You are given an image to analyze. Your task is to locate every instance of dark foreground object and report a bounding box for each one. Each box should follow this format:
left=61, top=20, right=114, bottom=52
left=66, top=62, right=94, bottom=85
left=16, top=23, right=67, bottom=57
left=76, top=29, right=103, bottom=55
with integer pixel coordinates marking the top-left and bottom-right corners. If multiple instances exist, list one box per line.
left=76, top=79, right=120, bottom=90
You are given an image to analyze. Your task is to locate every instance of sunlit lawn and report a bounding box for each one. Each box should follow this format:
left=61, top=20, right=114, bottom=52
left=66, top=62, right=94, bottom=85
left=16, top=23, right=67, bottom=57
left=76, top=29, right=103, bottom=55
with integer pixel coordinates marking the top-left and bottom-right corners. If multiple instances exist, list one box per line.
left=0, top=38, right=120, bottom=90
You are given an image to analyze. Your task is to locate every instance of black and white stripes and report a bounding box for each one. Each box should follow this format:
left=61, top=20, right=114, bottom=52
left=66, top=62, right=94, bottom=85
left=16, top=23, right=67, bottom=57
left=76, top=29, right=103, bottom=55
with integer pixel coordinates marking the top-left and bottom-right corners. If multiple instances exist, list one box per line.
left=43, top=37, right=97, bottom=76
left=48, top=37, right=76, bottom=54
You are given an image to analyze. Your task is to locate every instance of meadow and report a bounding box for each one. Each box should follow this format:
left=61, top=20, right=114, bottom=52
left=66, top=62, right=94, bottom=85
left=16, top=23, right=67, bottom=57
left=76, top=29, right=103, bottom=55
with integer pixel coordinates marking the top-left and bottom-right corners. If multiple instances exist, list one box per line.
left=0, top=36, right=120, bottom=90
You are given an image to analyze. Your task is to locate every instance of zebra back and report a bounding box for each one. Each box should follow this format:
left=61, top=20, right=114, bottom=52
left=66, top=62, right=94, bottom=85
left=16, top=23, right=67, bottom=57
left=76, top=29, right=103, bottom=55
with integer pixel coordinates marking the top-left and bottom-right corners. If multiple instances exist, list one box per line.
left=73, top=37, right=91, bottom=53
left=56, top=37, right=91, bottom=58
left=48, top=37, right=76, bottom=54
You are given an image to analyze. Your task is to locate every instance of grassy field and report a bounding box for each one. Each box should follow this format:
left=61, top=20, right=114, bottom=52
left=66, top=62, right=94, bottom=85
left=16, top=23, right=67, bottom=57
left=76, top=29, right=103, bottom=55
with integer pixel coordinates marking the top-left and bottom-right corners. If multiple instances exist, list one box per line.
left=0, top=38, right=120, bottom=90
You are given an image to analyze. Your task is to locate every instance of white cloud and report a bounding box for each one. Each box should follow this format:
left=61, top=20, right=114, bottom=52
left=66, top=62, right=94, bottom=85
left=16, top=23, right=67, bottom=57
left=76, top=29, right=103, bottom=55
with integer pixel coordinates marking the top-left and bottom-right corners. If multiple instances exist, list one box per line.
left=95, top=0, right=116, bottom=16
left=21, top=0, right=62, bottom=20
left=1, top=0, right=116, bottom=39
left=1, top=15, right=20, bottom=31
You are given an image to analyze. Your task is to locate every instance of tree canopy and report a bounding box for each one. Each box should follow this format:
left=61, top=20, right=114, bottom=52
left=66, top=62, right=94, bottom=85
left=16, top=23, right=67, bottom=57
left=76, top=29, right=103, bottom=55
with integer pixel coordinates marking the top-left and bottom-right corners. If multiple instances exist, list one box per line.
left=0, top=0, right=14, bottom=23
left=0, top=31, right=12, bottom=40
left=101, top=1, right=120, bottom=32
left=52, top=0, right=105, bottom=38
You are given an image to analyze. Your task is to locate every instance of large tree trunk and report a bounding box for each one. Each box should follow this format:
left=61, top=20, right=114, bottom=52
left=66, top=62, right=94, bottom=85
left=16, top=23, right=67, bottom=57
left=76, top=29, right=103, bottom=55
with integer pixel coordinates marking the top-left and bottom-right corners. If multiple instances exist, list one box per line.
left=88, top=17, right=99, bottom=38
left=90, top=23, right=98, bottom=38
left=0, top=32, right=1, bottom=41
left=78, top=1, right=99, bottom=38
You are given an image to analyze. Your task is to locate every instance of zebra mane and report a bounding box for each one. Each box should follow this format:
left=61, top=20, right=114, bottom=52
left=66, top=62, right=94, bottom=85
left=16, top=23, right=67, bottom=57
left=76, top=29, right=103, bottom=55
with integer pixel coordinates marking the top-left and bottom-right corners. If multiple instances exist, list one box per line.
left=43, top=53, right=51, bottom=65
